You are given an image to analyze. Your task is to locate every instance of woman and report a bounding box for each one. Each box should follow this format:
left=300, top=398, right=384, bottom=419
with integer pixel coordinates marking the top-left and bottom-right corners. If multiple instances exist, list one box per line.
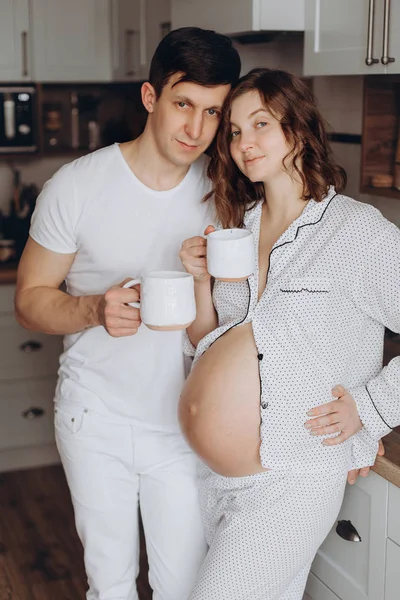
left=178, top=69, right=400, bottom=599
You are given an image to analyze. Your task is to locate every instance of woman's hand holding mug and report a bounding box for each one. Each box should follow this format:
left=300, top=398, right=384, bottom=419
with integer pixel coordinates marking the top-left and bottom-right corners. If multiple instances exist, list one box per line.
left=181, top=225, right=256, bottom=284
left=179, top=225, right=215, bottom=283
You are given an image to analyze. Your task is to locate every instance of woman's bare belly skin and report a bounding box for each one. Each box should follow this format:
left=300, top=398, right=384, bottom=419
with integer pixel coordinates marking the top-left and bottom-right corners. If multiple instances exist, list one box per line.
left=179, top=323, right=268, bottom=477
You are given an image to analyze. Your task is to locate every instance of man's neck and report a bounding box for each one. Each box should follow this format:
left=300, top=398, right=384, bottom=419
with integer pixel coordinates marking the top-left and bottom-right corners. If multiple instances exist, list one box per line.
left=119, top=131, right=190, bottom=192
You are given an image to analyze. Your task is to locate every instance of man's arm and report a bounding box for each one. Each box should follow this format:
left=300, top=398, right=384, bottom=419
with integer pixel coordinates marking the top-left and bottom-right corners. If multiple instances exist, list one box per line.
left=15, top=237, right=141, bottom=337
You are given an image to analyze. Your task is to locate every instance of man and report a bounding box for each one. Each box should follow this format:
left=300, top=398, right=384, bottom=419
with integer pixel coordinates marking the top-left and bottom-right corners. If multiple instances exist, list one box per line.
left=15, top=27, right=241, bottom=600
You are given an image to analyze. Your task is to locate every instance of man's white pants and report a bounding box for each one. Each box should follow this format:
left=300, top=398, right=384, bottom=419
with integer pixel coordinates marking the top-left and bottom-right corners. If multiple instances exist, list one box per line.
left=54, top=402, right=207, bottom=600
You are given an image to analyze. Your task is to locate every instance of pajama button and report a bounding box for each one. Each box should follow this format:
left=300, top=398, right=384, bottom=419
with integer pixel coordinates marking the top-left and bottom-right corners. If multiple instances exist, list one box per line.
left=261, top=402, right=268, bottom=409
left=257, top=353, right=264, bottom=360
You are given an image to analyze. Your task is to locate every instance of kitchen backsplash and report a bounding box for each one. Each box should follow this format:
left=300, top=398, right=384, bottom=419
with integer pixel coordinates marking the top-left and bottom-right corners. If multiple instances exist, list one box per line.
left=0, top=71, right=399, bottom=228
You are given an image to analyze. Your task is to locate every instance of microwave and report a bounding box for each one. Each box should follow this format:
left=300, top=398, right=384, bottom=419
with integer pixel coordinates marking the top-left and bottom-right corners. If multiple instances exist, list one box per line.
left=0, top=86, right=37, bottom=153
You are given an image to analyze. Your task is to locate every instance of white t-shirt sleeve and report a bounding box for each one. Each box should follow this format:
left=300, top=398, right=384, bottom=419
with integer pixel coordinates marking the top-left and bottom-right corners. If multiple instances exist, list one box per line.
left=30, top=163, right=79, bottom=254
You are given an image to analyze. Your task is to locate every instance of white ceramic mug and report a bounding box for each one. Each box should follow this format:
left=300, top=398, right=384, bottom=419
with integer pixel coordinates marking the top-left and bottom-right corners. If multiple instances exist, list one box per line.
left=123, top=270, right=196, bottom=331
left=207, top=229, right=255, bottom=282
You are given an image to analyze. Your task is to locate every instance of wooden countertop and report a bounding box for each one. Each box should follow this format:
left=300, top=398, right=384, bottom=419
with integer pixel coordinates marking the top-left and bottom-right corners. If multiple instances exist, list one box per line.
left=373, top=429, right=400, bottom=488
left=0, top=267, right=18, bottom=284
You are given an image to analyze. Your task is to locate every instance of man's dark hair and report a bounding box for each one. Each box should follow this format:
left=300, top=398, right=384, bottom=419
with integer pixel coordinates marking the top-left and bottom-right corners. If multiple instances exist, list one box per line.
left=149, top=27, right=241, bottom=97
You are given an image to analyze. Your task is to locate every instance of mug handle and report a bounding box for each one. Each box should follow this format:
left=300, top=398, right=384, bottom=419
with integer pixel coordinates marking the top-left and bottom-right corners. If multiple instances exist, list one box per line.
left=122, top=278, right=141, bottom=308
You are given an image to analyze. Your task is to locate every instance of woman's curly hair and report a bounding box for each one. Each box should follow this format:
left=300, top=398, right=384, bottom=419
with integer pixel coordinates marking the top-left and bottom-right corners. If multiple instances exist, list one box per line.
left=205, top=68, right=347, bottom=228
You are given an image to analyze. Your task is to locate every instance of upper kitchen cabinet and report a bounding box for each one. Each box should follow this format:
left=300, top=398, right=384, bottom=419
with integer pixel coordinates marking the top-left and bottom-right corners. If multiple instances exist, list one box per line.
left=111, top=0, right=144, bottom=81
left=145, top=0, right=171, bottom=76
left=112, top=0, right=171, bottom=82
left=0, top=0, right=170, bottom=83
left=0, top=0, right=31, bottom=81
left=171, top=0, right=304, bottom=36
left=30, top=0, right=112, bottom=82
left=304, top=0, right=400, bottom=76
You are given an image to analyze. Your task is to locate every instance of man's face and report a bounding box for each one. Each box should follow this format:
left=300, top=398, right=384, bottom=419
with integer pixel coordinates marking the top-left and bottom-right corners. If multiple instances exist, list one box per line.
left=149, top=73, right=231, bottom=167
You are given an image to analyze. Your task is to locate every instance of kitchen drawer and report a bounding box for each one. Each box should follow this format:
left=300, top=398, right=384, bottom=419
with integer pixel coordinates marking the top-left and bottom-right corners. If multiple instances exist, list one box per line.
left=0, top=378, right=56, bottom=450
left=305, top=572, right=341, bottom=600
left=0, top=314, right=63, bottom=381
left=0, top=284, right=16, bottom=314
left=388, top=483, right=400, bottom=547
left=311, top=472, right=388, bottom=600
left=385, top=538, right=400, bottom=600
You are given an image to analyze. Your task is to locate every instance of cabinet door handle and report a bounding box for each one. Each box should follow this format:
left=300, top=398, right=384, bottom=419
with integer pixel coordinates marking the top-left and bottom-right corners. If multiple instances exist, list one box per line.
left=22, top=407, right=45, bottom=419
left=21, top=31, right=29, bottom=76
left=366, top=0, right=379, bottom=66
left=336, top=519, right=362, bottom=542
left=381, top=0, right=395, bottom=65
left=125, top=29, right=136, bottom=77
left=20, top=340, right=43, bottom=353
left=160, top=22, right=171, bottom=39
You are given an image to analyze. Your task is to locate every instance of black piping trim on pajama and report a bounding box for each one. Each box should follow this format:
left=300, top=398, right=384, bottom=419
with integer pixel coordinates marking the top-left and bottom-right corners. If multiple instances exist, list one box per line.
left=366, top=385, right=394, bottom=430
left=265, top=192, right=338, bottom=284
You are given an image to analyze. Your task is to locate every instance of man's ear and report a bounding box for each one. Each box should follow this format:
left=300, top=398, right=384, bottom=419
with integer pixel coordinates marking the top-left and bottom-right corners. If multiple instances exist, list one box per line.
left=141, top=82, right=157, bottom=113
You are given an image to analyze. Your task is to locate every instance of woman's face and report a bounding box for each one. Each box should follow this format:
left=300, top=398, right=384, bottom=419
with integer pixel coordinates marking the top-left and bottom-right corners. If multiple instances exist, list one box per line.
left=229, top=90, right=295, bottom=185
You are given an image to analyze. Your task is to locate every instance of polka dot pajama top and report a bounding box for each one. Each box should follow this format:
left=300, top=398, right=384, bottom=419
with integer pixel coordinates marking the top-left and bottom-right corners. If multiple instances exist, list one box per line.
left=186, top=187, right=400, bottom=474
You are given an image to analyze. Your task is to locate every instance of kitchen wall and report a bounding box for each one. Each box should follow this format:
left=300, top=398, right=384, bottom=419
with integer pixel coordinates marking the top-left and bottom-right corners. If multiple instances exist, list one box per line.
left=0, top=156, right=70, bottom=215
left=1, top=42, right=399, bottom=228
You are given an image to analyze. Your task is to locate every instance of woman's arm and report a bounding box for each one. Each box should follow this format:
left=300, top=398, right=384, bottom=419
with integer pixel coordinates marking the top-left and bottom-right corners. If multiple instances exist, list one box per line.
left=180, top=226, right=218, bottom=350
left=306, top=220, right=400, bottom=443
left=187, top=279, right=218, bottom=348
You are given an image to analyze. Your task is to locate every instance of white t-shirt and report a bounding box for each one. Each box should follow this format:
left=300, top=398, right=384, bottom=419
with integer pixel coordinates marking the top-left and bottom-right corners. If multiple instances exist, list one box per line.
left=30, top=143, right=214, bottom=431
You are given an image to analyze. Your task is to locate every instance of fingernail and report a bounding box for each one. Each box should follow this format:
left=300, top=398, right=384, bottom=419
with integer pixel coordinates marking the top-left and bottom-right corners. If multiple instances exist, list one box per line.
left=304, top=423, right=312, bottom=429
left=332, top=387, right=340, bottom=394
left=307, top=410, right=313, bottom=416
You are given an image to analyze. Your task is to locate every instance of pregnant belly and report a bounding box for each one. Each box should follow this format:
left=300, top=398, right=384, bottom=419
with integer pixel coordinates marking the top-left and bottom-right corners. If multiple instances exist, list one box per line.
left=179, top=323, right=267, bottom=477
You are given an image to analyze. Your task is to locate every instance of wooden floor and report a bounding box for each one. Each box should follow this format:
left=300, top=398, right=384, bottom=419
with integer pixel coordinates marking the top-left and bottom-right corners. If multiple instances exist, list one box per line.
left=0, top=465, right=152, bottom=599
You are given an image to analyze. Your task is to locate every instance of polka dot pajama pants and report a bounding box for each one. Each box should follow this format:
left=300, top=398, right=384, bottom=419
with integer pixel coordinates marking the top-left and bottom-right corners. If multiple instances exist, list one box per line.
left=189, top=465, right=347, bottom=600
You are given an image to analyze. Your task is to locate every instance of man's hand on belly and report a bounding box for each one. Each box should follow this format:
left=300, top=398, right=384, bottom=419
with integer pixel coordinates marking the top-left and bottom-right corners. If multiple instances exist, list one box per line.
left=305, top=385, right=385, bottom=483
left=304, top=385, right=362, bottom=445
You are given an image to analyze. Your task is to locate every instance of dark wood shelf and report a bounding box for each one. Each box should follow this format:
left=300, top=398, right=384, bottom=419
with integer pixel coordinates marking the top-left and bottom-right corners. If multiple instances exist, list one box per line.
left=361, top=76, right=400, bottom=201
left=361, top=185, right=400, bottom=199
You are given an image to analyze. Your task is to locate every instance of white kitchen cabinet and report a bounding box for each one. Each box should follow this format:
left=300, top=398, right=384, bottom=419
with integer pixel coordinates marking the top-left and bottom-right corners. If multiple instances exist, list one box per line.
left=305, top=572, right=340, bottom=600
left=304, top=0, right=400, bottom=76
left=386, top=0, right=400, bottom=74
left=112, top=0, right=170, bottom=82
left=0, top=0, right=31, bottom=81
left=307, top=471, right=389, bottom=600
left=111, top=0, right=143, bottom=81
left=30, top=0, right=111, bottom=82
left=388, top=483, right=400, bottom=546
left=0, top=314, right=63, bottom=381
left=385, top=538, right=400, bottom=600
left=0, top=284, right=62, bottom=472
left=0, top=377, right=57, bottom=450
left=145, top=0, right=171, bottom=78
left=0, top=283, right=16, bottom=312
left=171, top=0, right=304, bottom=36
left=0, top=0, right=171, bottom=83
